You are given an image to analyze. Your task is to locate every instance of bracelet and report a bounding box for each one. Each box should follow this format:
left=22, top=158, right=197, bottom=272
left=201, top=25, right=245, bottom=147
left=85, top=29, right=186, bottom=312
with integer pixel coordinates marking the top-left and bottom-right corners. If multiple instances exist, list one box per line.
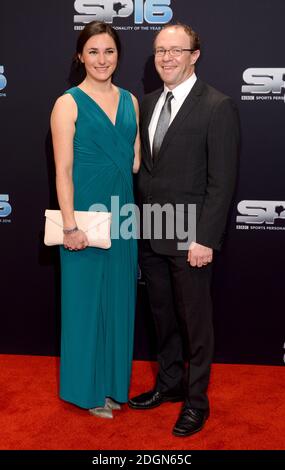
left=63, top=226, right=79, bottom=235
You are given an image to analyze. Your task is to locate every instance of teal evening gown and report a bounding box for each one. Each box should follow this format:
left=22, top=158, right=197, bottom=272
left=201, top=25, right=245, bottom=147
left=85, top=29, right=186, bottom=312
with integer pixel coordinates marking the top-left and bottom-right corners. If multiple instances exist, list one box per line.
left=59, top=86, right=137, bottom=409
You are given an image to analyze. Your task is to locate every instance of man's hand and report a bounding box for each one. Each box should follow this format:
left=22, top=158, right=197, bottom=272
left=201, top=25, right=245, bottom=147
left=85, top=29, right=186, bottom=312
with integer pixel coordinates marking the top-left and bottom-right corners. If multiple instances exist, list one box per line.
left=187, top=242, right=213, bottom=267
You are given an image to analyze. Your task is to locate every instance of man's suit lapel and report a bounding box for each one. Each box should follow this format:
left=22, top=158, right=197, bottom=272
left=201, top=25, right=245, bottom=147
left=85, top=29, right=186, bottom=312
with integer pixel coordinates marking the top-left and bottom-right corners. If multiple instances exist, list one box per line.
left=141, top=89, right=162, bottom=172
left=154, top=79, right=205, bottom=166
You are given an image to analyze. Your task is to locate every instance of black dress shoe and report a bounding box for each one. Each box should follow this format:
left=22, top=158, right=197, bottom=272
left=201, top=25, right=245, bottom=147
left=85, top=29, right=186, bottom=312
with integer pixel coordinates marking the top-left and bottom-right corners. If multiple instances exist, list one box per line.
left=172, top=406, right=209, bottom=437
left=128, top=388, right=184, bottom=410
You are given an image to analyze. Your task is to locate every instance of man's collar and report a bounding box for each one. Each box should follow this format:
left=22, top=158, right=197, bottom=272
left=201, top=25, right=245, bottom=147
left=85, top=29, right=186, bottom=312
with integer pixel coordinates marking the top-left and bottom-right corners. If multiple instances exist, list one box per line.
left=163, top=73, right=197, bottom=100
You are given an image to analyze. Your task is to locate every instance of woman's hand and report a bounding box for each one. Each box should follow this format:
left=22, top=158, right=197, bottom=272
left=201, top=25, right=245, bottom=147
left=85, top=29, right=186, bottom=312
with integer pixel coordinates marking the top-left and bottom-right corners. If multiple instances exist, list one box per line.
left=63, top=229, right=89, bottom=251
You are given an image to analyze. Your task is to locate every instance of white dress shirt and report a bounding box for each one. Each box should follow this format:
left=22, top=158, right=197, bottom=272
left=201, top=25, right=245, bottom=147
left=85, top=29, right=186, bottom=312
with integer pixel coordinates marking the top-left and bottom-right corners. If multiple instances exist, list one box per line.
left=148, top=73, right=197, bottom=153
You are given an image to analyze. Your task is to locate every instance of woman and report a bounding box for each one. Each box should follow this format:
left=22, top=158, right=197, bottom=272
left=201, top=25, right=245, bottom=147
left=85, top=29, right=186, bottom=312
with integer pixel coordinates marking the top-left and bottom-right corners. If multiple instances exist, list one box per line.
left=50, top=21, right=140, bottom=418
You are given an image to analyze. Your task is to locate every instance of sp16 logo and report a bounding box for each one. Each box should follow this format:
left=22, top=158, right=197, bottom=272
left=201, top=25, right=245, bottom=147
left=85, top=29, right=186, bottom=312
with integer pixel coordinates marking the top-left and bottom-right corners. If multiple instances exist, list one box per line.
left=242, top=68, right=285, bottom=94
left=0, top=195, right=12, bottom=218
left=74, top=0, right=173, bottom=24
left=0, top=66, right=7, bottom=91
left=237, top=200, right=285, bottom=225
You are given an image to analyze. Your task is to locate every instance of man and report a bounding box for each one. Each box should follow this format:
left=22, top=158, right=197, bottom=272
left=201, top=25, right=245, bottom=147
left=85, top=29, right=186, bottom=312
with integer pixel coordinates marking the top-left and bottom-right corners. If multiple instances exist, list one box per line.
left=129, top=24, right=240, bottom=437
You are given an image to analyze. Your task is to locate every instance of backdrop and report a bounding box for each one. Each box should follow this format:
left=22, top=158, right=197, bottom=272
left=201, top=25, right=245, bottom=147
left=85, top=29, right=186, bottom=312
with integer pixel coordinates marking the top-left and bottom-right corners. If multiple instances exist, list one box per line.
left=1, top=0, right=284, bottom=365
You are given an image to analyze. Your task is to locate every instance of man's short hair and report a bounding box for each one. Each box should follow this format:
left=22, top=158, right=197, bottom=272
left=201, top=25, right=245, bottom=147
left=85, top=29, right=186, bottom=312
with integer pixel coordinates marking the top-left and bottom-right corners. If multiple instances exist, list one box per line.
left=154, top=23, right=200, bottom=51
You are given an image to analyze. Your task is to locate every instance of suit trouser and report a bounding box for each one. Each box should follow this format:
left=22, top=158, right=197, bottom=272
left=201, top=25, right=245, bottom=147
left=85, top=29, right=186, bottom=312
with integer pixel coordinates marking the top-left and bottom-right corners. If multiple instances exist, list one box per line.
left=139, top=240, right=214, bottom=410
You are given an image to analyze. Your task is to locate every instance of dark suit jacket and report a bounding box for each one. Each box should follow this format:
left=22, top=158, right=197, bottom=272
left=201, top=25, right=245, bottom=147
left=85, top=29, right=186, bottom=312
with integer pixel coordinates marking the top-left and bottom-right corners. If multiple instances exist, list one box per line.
left=137, top=78, right=240, bottom=255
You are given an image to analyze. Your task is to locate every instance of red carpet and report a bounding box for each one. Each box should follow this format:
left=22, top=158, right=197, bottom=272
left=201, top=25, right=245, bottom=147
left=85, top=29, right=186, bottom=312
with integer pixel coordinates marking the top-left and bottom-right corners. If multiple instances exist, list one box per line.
left=0, top=355, right=284, bottom=450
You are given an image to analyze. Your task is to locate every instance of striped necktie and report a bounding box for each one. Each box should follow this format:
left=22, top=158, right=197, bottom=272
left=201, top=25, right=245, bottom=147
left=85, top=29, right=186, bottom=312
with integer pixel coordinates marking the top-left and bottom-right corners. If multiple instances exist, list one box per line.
left=152, top=91, right=174, bottom=162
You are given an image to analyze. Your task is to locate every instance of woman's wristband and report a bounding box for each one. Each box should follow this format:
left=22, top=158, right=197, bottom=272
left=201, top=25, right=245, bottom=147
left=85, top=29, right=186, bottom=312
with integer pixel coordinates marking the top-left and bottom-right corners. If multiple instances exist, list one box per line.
left=63, top=226, right=78, bottom=235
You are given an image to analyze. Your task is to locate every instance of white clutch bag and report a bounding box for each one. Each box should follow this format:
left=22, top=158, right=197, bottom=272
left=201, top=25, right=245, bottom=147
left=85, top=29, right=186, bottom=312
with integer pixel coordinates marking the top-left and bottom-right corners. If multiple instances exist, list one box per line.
left=44, top=209, right=112, bottom=249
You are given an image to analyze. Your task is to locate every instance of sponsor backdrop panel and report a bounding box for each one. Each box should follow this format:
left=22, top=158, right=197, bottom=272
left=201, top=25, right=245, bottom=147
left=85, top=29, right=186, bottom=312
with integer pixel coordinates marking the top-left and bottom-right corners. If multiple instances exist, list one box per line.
left=0, top=1, right=284, bottom=364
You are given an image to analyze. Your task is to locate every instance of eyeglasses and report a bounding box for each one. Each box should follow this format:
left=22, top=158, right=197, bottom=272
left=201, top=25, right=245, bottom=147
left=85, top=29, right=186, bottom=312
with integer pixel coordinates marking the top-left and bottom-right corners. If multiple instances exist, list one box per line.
left=154, top=47, right=195, bottom=57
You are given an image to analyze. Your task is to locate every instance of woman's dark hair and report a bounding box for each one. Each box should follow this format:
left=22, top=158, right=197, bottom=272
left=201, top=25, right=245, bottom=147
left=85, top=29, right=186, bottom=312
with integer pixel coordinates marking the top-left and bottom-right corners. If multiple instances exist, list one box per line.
left=74, top=20, right=121, bottom=64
